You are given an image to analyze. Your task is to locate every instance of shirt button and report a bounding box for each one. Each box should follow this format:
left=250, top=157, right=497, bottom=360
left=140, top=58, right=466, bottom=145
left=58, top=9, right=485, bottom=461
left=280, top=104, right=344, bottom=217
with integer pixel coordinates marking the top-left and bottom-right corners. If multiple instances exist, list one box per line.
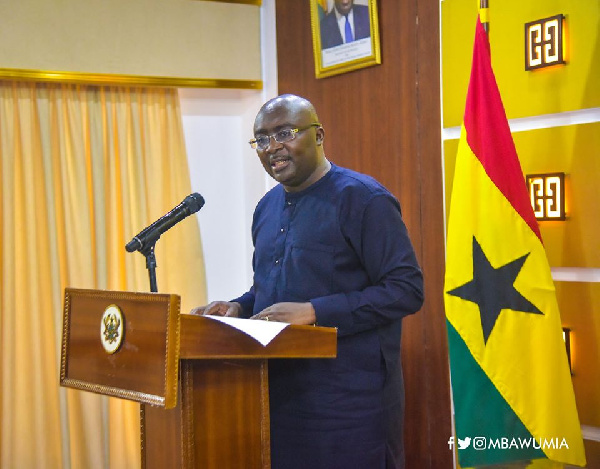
left=275, top=259, right=280, bottom=265
left=280, top=228, right=285, bottom=233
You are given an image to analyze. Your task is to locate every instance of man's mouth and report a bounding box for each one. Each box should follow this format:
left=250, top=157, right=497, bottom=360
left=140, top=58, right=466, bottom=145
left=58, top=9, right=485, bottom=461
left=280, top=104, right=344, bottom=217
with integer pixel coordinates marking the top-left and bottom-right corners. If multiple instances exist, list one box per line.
left=270, top=157, right=291, bottom=172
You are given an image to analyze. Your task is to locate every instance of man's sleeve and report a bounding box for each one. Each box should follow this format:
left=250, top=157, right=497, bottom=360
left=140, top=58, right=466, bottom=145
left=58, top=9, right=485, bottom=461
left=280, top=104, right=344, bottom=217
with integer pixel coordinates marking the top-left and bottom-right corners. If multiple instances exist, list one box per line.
left=230, top=288, right=255, bottom=319
left=310, top=194, right=424, bottom=336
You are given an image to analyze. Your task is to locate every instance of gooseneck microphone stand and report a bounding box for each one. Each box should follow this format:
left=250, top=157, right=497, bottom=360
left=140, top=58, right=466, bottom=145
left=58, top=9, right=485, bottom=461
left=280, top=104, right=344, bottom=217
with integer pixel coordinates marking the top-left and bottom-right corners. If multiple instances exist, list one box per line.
left=140, top=242, right=158, bottom=293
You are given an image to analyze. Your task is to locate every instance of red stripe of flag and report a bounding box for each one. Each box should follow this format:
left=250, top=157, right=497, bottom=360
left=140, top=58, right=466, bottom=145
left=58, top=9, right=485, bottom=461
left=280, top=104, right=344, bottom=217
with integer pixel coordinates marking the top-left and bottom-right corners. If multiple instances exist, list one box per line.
left=463, top=18, right=541, bottom=241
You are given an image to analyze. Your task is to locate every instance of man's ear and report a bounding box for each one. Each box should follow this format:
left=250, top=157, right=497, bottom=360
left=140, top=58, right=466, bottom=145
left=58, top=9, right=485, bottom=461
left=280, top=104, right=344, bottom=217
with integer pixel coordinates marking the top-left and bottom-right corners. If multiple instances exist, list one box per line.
left=316, top=126, right=325, bottom=146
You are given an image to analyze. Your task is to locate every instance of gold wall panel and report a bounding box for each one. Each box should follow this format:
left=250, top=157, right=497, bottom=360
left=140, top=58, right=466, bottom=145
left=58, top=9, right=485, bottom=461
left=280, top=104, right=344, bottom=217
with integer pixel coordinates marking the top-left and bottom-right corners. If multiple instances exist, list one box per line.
left=443, top=138, right=459, bottom=222
left=444, top=123, right=600, bottom=269
left=516, top=124, right=600, bottom=268
left=555, top=281, right=600, bottom=428
left=0, top=0, right=261, bottom=87
left=442, top=0, right=600, bottom=127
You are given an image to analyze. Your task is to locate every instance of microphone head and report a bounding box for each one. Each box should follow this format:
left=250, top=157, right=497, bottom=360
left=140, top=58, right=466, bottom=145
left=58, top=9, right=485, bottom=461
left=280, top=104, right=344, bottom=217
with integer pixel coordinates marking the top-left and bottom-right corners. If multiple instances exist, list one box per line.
left=183, top=193, right=205, bottom=214
left=125, top=237, right=142, bottom=252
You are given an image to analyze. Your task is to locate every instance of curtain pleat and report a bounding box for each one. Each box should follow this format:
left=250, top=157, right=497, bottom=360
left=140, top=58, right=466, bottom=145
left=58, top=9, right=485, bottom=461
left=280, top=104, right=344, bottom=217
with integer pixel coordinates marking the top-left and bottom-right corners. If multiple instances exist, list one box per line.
left=0, top=81, right=207, bottom=468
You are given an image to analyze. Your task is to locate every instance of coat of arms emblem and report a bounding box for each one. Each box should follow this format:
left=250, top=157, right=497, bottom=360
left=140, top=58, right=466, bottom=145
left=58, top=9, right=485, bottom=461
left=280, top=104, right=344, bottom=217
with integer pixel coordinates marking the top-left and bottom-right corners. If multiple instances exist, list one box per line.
left=100, top=305, right=124, bottom=353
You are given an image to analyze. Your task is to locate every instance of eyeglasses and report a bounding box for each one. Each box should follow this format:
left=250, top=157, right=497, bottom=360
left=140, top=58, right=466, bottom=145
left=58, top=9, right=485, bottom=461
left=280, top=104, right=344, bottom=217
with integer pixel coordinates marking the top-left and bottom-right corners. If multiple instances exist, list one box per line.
left=249, top=123, right=321, bottom=150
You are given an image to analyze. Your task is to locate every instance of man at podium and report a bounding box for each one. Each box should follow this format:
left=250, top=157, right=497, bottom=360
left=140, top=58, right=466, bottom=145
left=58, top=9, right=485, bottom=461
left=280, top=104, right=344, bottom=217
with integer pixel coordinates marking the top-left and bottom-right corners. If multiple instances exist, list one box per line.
left=191, top=94, right=423, bottom=469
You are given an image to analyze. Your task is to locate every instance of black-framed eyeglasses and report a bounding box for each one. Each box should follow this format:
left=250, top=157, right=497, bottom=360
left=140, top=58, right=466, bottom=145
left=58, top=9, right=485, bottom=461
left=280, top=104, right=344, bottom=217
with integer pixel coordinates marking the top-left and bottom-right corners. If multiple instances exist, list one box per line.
left=249, top=123, right=321, bottom=150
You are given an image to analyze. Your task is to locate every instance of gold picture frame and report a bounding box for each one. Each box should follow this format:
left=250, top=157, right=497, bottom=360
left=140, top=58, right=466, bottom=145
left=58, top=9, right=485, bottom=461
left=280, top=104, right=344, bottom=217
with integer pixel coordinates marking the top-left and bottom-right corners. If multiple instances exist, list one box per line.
left=310, top=0, right=381, bottom=79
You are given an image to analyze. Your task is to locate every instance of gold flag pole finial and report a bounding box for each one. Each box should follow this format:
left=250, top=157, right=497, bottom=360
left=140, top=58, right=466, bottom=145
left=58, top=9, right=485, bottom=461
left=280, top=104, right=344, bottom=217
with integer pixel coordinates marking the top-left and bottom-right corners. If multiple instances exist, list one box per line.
left=479, top=0, right=489, bottom=33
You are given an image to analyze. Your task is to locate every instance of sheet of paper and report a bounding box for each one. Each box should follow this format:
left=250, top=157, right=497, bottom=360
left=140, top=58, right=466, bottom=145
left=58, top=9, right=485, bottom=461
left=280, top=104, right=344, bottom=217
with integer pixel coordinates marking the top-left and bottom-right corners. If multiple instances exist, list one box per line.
left=205, top=315, right=289, bottom=346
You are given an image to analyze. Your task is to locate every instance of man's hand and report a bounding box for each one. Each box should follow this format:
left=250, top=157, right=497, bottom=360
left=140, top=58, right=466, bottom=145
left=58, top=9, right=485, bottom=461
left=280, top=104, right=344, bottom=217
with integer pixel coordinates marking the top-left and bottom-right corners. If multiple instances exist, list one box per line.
left=251, top=302, right=316, bottom=325
left=190, top=301, right=242, bottom=318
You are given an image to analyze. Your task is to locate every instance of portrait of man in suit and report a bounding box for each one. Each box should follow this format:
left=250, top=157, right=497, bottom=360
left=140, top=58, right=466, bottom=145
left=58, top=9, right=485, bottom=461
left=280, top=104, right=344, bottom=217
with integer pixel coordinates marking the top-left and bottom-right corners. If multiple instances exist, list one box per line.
left=320, top=0, right=371, bottom=50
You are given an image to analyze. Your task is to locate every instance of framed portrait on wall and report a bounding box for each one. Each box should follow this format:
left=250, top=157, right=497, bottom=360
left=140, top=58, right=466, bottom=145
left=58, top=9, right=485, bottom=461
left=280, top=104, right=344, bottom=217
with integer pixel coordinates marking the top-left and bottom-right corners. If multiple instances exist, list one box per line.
left=310, top=0, right=381, bottom=79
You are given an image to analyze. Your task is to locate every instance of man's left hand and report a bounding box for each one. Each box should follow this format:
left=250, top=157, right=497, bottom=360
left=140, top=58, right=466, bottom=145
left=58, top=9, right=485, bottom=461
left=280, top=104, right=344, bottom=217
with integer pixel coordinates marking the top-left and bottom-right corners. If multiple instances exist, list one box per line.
left=251, top=302, right=316, bottom=325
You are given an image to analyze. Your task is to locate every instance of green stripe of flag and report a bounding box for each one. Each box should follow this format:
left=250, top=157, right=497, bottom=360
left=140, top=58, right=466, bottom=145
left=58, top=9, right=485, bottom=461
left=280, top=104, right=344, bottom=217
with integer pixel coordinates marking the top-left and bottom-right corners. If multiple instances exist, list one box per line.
left=447, top=320, right=545, bottom=466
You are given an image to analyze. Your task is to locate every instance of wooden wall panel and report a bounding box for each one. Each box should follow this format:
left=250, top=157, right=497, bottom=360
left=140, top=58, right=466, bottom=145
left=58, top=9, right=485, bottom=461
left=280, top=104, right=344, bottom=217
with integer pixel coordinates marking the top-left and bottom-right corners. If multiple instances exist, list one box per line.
left=274, top=1, right=452, bottom=467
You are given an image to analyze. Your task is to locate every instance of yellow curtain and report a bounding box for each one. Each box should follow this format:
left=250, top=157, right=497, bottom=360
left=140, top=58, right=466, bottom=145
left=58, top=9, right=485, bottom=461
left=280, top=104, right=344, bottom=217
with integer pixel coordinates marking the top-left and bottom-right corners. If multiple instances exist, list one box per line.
left=0, top=81, right=207, bottom=468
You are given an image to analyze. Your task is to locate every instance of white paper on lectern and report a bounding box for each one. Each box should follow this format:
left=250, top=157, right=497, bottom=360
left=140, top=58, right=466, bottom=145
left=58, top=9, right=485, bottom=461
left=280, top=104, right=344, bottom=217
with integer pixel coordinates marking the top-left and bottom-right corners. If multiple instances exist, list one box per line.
left=204, top=315, right=289, bottom=346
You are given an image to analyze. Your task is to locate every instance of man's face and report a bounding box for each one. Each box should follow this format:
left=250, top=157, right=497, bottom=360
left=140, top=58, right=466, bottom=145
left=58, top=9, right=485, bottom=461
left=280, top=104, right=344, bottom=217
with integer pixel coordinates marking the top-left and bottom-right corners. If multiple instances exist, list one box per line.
left=253, top=104, right=323, bottom=192
left=334, top=0, right=354, bottom=16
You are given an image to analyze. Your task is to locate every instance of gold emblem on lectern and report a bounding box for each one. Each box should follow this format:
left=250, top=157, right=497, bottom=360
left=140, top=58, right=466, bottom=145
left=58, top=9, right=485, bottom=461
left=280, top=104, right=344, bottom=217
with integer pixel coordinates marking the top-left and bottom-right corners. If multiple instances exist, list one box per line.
left=100, top=305, right=124, bottom=354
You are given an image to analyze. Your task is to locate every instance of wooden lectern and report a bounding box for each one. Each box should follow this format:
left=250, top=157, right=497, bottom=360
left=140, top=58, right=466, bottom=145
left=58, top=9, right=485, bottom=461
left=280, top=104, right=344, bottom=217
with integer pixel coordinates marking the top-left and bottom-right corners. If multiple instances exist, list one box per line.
left=60, top=288, right=337, bottom=468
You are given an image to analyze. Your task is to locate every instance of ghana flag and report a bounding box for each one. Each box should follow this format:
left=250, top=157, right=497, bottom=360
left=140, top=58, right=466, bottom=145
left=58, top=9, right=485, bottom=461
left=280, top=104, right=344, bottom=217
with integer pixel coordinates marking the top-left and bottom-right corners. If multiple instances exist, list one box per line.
left=444, top=17, right=586, bottom=468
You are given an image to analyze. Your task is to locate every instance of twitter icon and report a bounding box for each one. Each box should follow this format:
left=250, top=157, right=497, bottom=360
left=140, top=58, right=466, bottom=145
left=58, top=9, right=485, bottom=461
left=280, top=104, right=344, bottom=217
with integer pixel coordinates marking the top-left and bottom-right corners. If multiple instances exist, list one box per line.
left=458, top=437, right=471, bottom=449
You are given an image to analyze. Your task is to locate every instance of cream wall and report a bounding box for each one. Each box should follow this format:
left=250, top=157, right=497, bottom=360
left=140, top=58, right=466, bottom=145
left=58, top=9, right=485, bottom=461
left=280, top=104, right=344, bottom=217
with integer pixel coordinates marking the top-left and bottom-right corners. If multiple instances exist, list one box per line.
left=0, top=0, right=261, bottom=82
left=180, top=89, right=265, bottom=302
left=181, top=0, right=278, bottom=303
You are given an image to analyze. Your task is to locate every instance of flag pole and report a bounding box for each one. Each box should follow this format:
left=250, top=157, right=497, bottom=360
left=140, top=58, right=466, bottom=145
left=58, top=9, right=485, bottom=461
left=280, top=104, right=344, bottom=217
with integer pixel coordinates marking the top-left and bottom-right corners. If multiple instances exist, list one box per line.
left=479, top=0, right=489, bottom=33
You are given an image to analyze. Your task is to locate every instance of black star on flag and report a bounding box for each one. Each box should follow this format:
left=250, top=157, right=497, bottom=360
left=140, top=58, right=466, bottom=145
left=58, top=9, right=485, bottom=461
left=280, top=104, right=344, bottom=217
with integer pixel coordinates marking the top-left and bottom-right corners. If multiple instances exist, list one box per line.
left=447, top=236, right=543, bottom=344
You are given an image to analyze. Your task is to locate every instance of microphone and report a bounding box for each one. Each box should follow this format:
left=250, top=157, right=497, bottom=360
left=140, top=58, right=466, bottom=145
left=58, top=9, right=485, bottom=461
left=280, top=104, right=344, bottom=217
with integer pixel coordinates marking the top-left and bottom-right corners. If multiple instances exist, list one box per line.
left=125, top=193, right=205, bottom=253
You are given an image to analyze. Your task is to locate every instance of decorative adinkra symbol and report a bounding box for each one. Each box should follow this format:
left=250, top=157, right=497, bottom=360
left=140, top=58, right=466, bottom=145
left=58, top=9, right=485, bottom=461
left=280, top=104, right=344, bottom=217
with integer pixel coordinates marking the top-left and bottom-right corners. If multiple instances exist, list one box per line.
left=526, top=173, right=566, bottom=220
left=525, top=14, right=565, bottom=70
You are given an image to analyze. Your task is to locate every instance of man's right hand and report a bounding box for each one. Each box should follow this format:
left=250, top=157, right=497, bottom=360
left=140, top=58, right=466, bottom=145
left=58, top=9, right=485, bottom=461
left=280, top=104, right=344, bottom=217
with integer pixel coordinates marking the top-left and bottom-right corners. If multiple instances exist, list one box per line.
left=189, top=301, right=242, bottom=318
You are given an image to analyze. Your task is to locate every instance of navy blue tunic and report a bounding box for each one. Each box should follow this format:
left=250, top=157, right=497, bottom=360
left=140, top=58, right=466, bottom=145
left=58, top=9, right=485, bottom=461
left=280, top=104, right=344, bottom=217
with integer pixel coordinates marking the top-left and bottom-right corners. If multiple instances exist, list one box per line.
left=233, top=164, right=423, bottom=469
